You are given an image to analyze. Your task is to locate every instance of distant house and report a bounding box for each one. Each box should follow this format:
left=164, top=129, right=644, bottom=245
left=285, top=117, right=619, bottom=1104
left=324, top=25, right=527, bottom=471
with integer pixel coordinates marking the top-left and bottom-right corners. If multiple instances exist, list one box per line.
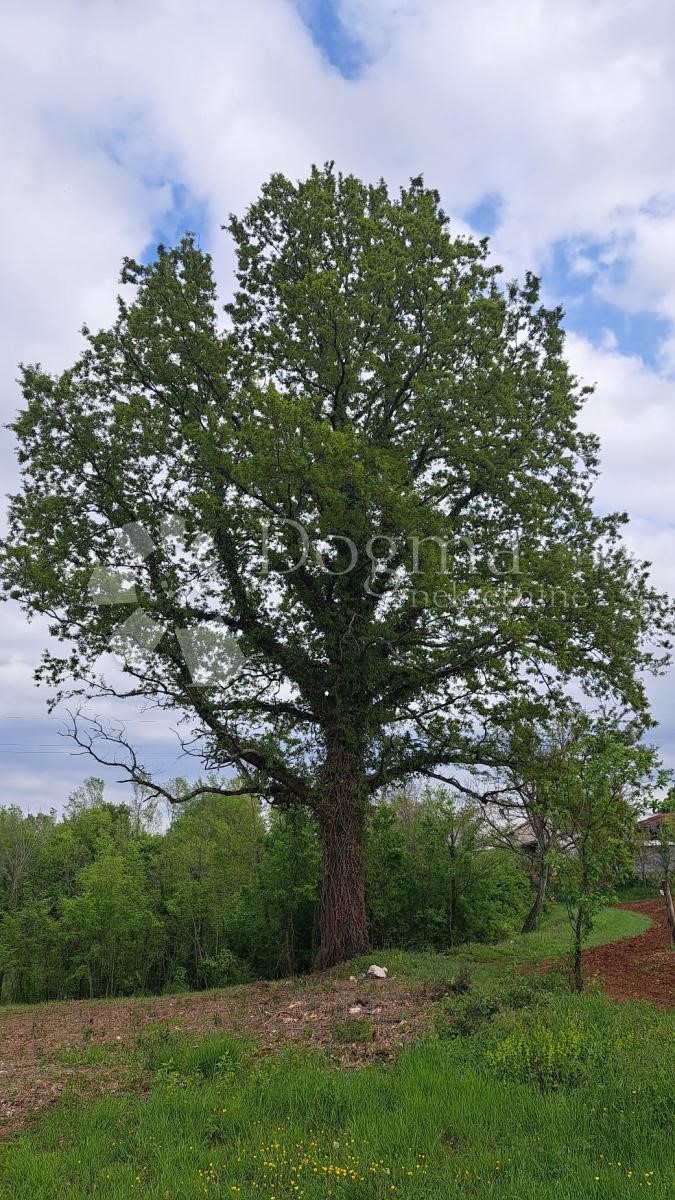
left=635, top=812, right=675, bottom=880
left=508, top=819, right=571, bottom=855
left=510, top=813, right=674, bottom=880
left=636, top=812, right=674, bottom=835
left=511, top=819, right=539, bottom=851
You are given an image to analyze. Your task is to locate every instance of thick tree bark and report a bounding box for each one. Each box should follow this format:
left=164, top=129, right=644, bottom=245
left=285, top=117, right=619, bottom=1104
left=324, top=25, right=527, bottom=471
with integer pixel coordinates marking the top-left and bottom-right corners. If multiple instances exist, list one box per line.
left=521, top=861, right=549, bottom=934
left=314, top=743, right=371, bottom=970
left=315, top=800, right=370, bottom=969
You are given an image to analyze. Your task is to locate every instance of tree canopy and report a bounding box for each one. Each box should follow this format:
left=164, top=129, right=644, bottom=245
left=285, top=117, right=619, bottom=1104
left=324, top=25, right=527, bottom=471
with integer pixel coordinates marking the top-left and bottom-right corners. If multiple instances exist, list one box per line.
left=2, top=165, right=672, bottom=965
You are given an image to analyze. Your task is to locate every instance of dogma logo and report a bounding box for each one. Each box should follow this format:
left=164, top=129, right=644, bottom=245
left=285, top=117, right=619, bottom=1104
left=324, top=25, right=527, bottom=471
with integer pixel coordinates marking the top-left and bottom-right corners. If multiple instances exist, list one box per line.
left=87, top=518, right=246, bottom=687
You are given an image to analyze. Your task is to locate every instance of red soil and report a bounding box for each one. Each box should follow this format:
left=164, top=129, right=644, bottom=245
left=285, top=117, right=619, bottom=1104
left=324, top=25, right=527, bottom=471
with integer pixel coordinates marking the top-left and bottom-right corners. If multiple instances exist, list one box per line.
left=582, top=899, right=674, bottom=1008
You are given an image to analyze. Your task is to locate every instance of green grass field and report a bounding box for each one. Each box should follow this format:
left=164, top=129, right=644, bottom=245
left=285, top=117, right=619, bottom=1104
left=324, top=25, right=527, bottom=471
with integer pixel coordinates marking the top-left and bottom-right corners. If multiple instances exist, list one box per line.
left=0, top=905, right=672, bottom=1200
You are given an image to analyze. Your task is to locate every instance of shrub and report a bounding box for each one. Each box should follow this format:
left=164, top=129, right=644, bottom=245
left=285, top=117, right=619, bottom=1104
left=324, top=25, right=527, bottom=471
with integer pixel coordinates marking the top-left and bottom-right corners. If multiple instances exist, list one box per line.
left=485, top=1020, right=609, bottom=1090
left=199, top=948, right=250, bottom=988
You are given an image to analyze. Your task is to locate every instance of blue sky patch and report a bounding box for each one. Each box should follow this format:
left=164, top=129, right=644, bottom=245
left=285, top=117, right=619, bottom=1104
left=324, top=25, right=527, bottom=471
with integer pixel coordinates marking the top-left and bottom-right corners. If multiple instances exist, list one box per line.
left=545, top=237, right=669, bottom=369
left=296, top=0, right=367, bottom=78
left=464, top=192, right=503, bottom=237
left=141, top=184, right=211, bottom=263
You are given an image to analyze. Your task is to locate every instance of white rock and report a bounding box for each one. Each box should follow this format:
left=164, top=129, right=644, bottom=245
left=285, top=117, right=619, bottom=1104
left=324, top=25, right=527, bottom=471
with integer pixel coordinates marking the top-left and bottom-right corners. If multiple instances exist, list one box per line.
left=349, top=1005, right=363, bottom=1015
left=366, top=964, right=388, bottom=979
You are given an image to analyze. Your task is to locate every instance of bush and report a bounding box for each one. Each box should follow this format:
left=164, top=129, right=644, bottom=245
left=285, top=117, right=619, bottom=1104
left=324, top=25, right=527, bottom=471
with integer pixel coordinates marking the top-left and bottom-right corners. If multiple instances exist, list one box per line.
left=199, top=949, right=250, bottom=988
left=485, top=1020, right=613, bottom=1090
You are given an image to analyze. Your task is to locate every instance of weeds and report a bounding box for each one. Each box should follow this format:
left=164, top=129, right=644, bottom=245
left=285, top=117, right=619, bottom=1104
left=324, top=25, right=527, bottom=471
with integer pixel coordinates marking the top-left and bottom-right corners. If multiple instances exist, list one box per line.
left=331, top=1017, right=375, bottom=1043
left=485, top=1020, right=610, bottom=1090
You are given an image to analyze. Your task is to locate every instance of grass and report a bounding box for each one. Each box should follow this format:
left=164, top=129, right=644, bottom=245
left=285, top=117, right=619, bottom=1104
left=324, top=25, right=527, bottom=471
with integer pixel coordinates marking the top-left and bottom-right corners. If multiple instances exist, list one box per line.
left=48, top=1043, right=130, bottom=1068
left=464, top=902, right=651, bottom=964
left=1, top=995, right=672, bottom=1199
left=0, top=904, right=672, bottom=1200
left=338, top=903, right=650, bottom=986
left=616, top=882, right=662, bottom=902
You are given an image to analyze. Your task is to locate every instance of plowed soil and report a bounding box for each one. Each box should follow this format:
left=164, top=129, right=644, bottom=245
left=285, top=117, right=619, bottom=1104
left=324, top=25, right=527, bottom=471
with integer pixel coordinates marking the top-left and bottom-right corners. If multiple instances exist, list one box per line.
left=582, top=899, right=674, bottom=1008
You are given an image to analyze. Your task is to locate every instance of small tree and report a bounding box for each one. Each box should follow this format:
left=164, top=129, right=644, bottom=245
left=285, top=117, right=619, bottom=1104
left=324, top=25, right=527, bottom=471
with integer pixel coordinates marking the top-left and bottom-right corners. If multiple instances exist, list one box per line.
left=482, top=721, right=570, bottom=933
left=65, top=776, right=105, bottom=817
left=2, top=166, right=672, bottom=967
left=0, top=805, right=46, bottom=912
left=128, top=779, right=163, bottom=836
left=552, top=729, right=659, bottom=991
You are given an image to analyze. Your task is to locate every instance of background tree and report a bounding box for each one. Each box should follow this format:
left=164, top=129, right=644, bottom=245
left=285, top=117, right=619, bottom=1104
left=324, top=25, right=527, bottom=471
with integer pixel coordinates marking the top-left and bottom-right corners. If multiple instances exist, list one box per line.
left=2, top=166, right=672, bottom=967
left=64, top=776, right=105, bottom=817
left=481, top=712, right=611, bottom=934
left=550, top=724, right=660, bottom=991
left=128, top=779, right=163, bottom=836
left=367, top=785, right=530, bottom=948
left=156, top=786, right=262, bottom=987
left=481, top=725, right=563, bottom=934
left=0, top=776, right=556, bottom=1003
left=59, top=843, right=164, bottom=998
left=0, top=805, right=47, bottom=912
left=231, top=806, right=322, bottom=978
left=0, top=796, right=165, bottom=1002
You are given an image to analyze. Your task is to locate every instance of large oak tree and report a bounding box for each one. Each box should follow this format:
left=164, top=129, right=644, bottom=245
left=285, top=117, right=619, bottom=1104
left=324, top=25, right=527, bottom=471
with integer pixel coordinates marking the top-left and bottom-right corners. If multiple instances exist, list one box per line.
left=2, top=166, right=671, bottom=967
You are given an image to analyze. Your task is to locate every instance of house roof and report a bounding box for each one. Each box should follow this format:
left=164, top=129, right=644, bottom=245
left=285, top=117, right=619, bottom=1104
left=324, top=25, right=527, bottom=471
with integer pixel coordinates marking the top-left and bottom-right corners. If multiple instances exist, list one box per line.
left=511, top=820, right=538, bottom=846
left=636, top=812, right=674, bottom=831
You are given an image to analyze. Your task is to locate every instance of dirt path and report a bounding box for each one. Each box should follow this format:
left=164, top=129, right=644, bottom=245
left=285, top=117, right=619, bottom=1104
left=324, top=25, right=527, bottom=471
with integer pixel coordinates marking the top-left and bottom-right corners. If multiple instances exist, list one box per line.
left=582, top=899, right=674, bottom=1008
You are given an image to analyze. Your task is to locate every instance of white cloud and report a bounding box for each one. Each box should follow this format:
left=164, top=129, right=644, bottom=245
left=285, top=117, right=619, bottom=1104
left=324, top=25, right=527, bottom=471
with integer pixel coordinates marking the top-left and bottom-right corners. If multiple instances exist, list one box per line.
left=567, top=333, right=675, bottom=529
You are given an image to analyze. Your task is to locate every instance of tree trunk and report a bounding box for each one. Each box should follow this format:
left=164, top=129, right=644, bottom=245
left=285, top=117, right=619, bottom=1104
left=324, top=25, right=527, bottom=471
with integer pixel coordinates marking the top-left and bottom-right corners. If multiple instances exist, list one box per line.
left=521, top=861, right=549, bottom=934
left=314, top=754, right=370, bottom=970
left=572, top=904, right=584, bottom=992
left=663, top=878, right=675, bottom=949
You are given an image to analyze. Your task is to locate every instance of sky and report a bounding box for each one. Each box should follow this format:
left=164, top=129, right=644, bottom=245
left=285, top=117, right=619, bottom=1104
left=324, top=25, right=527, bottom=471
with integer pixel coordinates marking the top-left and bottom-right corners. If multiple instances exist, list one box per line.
left=1, top=0, right=675, bottom=812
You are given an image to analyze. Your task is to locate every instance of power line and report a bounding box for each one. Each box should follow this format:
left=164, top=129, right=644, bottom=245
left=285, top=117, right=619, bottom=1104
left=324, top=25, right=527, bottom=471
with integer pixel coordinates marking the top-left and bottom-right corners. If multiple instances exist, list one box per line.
left=0, top=748, right=189, bottom=757
left=0, top=714, right=177, bottom=724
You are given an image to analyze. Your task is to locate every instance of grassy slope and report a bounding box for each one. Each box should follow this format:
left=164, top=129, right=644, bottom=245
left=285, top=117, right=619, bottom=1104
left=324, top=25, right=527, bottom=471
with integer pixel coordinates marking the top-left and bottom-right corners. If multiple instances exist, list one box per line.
left=340, top=903, right=651, bottom=984
left=1, top=905, right=672, bottom=1200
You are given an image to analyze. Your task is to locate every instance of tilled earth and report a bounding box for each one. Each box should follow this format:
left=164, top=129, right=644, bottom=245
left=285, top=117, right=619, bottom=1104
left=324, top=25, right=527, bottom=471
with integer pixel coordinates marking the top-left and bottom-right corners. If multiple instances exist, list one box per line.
left=581, top=899, right=674, bottom=1009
